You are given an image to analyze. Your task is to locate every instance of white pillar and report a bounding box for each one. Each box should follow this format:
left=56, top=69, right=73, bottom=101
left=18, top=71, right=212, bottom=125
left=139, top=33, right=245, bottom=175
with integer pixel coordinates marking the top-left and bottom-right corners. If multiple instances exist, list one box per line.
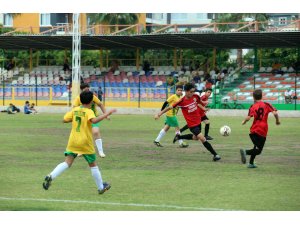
left=72, top=13, right=81, bottom=105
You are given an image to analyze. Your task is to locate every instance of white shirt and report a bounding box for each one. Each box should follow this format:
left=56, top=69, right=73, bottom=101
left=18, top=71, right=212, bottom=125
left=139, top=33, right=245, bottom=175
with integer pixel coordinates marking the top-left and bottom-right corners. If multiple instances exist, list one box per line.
left=195, top=82, right=205, bottom=91
left=284, top=90, right=293, bottom=97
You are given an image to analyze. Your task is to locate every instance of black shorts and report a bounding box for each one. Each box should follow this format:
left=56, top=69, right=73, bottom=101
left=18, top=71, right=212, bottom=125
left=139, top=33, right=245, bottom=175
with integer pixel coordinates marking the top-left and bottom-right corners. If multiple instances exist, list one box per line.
left=249, top=133, right=266, bottom=150
left=189, top=124, right=202, bottom=136
left=201, top=115, right=209, bottom=121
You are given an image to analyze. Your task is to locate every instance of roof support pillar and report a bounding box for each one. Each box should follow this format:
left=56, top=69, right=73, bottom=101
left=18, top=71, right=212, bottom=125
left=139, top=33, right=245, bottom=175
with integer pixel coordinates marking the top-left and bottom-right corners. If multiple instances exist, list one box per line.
left=173, top=48, right=177, bottom=70
left=254, top=48, right=258, bottom=73
left=179, top=49, right=183, bottom=68
left=29, top=48, right=33, bottom=71
left=136, top=48, right=140, bottom=70
left=36, top=50, right=39, bottom=68
left=106, top=50, right=109, bottom=68
left=212, top=48, right=216, bottom=69
left=259, top=49, right=262, bottom=68
left=99, top=49, right=103, bottom=70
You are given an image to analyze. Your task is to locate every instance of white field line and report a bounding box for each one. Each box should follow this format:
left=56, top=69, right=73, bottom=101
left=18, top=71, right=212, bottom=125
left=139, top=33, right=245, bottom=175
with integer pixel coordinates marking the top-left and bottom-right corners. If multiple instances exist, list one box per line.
left=0, top=196, right=239, bottom=211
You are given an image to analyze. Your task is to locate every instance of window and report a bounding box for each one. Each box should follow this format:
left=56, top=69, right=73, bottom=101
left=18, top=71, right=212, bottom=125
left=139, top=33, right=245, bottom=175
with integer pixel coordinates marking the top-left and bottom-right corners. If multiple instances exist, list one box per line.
left=171, top=13, right=187, bottom=20
left=153, top=13, right=164, bottom=20
left=40, top=13, right=51, bottom=26
left=196, top=13, right=206, bottom=20
left=3, top=14, right=13, bottom=27
left=279, top=17, right=287, bottom=25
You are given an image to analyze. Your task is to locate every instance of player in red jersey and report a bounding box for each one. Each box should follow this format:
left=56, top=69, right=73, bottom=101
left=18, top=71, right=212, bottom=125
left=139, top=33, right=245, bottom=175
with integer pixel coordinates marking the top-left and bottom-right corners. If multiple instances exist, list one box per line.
left=179, top=88, right=213, bottom=140
left=155, top=83, right=221, bottom=161
left=240, top=89, right=280, bottom=168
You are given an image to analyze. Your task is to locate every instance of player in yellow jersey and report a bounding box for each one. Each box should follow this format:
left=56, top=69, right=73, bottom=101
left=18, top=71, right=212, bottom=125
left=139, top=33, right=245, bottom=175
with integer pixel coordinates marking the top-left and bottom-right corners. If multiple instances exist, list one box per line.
left=73, top=83, right=107, bottom=158
left=154, top=85, right=188, bottom=148
left=43, top=91, right=116, bottom=194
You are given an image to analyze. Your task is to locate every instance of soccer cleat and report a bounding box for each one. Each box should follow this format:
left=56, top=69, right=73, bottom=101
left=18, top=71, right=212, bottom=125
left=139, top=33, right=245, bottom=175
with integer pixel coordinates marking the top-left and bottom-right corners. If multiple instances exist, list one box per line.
left=179, top=142, right=189, bottom=148
left=240, top=149, right=247, bottom=164
left=173, top=134, right=180, bottom=144
left=205, top=135, right=213, bottom=140
left=43, top=175, right=52, bottom=190
left=99, top=152, right=106, bottom=158
left=98, top=182, right=111, bottom=194
left=247, top=163, right=257, bottom=168
left=153, top=141, right=163, bottom=147
left=213, top=155, right=221, bottom=161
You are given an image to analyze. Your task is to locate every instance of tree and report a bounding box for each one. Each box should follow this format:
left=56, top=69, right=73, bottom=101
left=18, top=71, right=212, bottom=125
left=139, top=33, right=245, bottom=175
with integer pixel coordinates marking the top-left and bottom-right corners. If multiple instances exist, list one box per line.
left=87, top=13, right=140, bottom=32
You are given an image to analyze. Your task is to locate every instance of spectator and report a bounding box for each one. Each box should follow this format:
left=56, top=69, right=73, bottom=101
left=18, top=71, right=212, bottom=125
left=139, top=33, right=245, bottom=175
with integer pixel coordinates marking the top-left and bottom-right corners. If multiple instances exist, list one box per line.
left=30, top=103, right=38, bottom=114
left=195, top=80, right=205, bottom=93
left=63, top=59, right=71, bottom=72
left=5, top=59, right=15, bottom=71
left=7, top=103, right=20, bottom=114
left=24, top=101, right=33, bottom=114
left=108, top=60, right=119, bottom=73
left=166, top=74, right=175, bottom=86
left=143, top=61, right=151, bottom=74
left=284, top=89, right=293, bottom=104
left=192, top=71, right=201, bottom=84
left=271, top=61, right=283, bottom=75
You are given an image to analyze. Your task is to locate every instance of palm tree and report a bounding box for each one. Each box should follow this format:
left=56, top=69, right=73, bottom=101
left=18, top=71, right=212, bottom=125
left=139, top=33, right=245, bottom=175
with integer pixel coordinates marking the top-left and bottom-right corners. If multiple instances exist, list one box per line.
left=87, top=13, right=140, bottom=32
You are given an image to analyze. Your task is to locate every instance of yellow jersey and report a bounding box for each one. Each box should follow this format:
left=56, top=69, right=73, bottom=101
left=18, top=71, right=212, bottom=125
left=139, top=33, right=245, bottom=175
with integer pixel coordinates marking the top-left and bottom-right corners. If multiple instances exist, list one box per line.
left=64, top=106, right=96, bottom=154
left=166, top=94, right=180, bottom=117
left=73, top=95, right=102, bottom=116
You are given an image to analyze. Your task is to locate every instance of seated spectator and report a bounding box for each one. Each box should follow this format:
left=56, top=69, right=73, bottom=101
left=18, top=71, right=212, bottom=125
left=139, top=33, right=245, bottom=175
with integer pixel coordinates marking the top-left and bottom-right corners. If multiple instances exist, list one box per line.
left=63, top=59, right=71, bottom=72
left=271, top=61, right=283, bottom=75
left=167, top=74, right=175, bottom=86
left=143, top=60, right=151, bottom=74
left=192, top=71, right=201, bottom=84
left=24, top=101, right=33, bottom=114
left=4, top=59, right=15, bottom=71
left=205, top=79, right=213, bottom=90
left=30, top=103, right=38, bottom=114
left=195, top=80, right=205, bottom=93
left=284, top=89, right=293, bottom=104
left=7, top=103, right=20, bottom=114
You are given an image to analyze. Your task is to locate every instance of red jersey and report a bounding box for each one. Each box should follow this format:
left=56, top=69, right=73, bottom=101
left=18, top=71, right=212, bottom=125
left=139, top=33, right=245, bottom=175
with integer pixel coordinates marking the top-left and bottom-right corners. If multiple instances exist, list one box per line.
left=248, top=101, right=276, bottom=137
left=199, top=94, right=208, bottom=117
left=173, top=94, right=202, bottom=128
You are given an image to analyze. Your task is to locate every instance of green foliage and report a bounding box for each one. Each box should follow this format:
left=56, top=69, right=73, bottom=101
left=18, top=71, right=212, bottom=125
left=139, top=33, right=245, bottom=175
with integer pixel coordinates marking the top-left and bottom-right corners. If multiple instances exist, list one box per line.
left=244, top=48, right=298, bottom=66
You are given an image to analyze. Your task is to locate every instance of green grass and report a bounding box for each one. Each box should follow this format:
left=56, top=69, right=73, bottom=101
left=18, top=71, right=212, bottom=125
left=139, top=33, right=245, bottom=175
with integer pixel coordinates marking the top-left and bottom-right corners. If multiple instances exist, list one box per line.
left=0, top=113, right=300, bottom=211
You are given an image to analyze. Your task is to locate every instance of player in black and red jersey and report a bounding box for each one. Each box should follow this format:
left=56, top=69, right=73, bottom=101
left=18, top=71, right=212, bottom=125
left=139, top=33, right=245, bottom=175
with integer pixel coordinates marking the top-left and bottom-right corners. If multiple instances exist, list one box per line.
left=179, top=88, right=214, bottom=140
left=155, top=83, right=221, bottom=161
left=240, top=89, right=280, bottom=168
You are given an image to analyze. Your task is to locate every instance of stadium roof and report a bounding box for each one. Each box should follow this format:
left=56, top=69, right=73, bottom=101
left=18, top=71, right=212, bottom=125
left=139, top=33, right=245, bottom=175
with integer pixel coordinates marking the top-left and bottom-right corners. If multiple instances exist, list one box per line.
left=0, top=32, right=300, bottom=50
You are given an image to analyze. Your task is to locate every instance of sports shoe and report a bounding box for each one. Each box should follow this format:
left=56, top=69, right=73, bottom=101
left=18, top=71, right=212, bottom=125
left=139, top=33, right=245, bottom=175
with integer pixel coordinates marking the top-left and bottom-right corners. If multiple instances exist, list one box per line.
left=247, top=163, right=257, bottom=168
left=43, top=175, right=52, bottom=190
left=179, top=142, right=189, bottom=148
left=213, top=155, right=221, bottom=161
left=205, top=135, right=213, bottom=140
left=173, top=134, right=180, bottom=144
left=240, top=149, right=246, bottom=164
left=154, top=141, right=163, bottom=147
left=99, top=152, right=106, bottom=158
left=98, top=182, right=111, bottom=194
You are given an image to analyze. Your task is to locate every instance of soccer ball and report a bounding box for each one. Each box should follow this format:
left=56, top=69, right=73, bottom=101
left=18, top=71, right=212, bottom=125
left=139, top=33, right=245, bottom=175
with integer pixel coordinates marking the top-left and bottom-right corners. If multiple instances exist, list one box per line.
left=220, top=125, right=231, bottom=136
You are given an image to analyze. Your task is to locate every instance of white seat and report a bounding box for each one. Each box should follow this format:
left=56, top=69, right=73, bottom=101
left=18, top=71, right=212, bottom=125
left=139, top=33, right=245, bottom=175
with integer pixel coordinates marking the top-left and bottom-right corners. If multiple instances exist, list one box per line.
left=158, top=71, right=164, bottom=76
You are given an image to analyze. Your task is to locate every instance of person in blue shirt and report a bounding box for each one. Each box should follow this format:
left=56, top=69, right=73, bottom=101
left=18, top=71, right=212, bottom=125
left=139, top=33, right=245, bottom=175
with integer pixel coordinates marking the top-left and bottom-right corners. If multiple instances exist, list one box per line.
left=24, top=101, right=33, bottom=114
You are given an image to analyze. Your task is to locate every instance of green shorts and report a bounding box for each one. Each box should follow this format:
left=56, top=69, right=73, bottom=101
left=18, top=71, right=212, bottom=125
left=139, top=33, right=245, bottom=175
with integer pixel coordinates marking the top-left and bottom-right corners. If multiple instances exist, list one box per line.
left=165, top=116, right=179, bottom=127
left=64, top=151, right=96, bottom=164
left=92, top=122, right=100, bottom=128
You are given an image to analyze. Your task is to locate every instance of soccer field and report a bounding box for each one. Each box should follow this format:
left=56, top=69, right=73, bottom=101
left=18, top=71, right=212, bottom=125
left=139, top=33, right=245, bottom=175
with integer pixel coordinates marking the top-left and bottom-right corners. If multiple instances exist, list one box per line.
left=0, top=113, right=300, bottom=211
